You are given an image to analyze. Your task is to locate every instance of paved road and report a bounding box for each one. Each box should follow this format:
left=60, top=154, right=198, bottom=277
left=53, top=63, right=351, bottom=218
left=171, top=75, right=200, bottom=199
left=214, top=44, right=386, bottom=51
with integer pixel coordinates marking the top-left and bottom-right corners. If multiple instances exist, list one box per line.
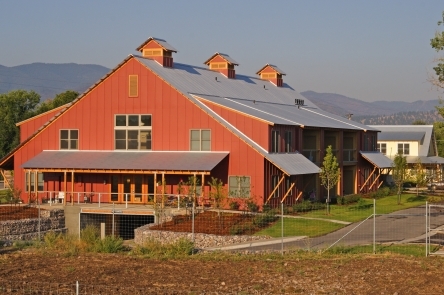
left=212, top=205, right=444, bottom=252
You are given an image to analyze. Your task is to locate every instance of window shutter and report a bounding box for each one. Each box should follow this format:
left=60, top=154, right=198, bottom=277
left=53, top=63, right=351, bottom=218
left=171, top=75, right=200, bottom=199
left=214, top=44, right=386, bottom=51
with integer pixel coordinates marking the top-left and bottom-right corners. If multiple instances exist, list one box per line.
left=129, top=75, right=138, bottom=97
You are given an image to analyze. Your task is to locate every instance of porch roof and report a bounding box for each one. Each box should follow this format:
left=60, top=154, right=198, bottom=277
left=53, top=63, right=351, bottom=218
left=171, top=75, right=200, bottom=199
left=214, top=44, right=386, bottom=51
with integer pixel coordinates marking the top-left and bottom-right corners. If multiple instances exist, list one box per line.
left=21, top=150, right=229, bottom=172
left=266, top=153, right=320, bottom=175
left=360, top=151, right=393, bottom=168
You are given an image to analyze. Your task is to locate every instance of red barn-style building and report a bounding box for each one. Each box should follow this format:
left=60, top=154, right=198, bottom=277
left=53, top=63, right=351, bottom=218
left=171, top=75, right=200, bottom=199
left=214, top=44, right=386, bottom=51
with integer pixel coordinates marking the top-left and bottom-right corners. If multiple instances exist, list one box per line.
left=0, top=37, right=389, bottom=208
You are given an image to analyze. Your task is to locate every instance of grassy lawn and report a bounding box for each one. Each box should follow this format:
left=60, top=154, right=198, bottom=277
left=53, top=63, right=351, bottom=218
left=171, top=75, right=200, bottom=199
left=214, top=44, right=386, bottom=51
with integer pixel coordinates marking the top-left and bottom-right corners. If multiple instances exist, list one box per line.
left=257, top=193, right=428, bottom=238
left=256, top=218, right=346, bottom=238
left=302, top=193, right=427, bottom=223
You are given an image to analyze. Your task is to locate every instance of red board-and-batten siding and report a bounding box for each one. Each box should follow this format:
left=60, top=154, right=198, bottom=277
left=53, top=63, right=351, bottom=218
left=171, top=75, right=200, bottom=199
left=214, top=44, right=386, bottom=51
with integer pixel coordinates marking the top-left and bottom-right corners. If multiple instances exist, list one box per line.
left=14, top=57, right=265, bottom=203
left=18, top=107, right=64, bottom=142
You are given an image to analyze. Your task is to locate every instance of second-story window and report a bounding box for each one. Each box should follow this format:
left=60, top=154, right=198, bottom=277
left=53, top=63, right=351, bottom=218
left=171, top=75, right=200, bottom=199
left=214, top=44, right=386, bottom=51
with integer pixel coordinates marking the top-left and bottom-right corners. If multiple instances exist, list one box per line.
left=284, top=131, right=292, bottom=152
left=271, top=130, right=280, bottom=153
left=60, top=130, right=78, bottom=150
left=377, top=143, right=387, bottom=155
left=115, top=115, right=152, bottom=150
left=190, top=130, right=211, bottom=151
left=398, top=143, right=410, bottom=155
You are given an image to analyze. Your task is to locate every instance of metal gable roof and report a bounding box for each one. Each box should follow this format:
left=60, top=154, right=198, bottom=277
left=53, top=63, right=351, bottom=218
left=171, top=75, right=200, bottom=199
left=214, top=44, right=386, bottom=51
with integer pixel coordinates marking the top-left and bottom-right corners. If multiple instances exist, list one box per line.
left=21, top=151, right=229, bottom=171
left=377, top=132, right=425, bottom=142
left=266, top=153, right=320, bottom=175
left=369, top=125, right=434, bottom=157
left=135, top=56, right=375, bottom=131
left=136, top=37, right=178, bottom=52
left=360, top=151, right=393, bottom=168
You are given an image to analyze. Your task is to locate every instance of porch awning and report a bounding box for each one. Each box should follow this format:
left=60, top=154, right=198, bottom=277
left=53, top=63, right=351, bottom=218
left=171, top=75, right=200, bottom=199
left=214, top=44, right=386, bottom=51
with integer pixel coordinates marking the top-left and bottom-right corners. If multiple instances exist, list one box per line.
left=266, top=152, right=320, bottom=175
left=360, top=151, right=393, bottom=168
left=21, top=150, right=229, bottom=172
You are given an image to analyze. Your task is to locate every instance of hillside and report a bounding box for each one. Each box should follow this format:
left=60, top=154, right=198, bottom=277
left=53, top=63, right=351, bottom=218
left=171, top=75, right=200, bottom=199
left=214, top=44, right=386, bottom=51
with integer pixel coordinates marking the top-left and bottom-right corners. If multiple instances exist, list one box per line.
left=0, top=63, right=110, bottom=100
left=300, top=91, right=440, bottom=117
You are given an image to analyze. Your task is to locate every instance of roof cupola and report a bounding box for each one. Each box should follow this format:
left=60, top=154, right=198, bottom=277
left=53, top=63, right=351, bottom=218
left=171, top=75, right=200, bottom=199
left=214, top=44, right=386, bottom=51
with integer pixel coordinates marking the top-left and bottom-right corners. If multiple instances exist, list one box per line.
left=204, top=52, right=238, bottom=79
left=136, top=37, right=177, bottom=67
left=256, top=64, right=286, bottom=87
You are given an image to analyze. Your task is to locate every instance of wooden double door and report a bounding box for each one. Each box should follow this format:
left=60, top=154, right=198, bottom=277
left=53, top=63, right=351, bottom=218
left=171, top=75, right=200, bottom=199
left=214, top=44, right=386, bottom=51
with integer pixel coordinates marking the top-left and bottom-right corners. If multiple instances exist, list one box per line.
left=110, top=174, right=155, bottom=203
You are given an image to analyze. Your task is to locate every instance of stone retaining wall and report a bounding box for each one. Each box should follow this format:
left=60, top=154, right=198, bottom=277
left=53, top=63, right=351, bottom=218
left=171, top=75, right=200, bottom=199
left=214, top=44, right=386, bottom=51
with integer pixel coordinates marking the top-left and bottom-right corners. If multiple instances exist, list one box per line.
left=0, top=209, right=66, bottom=241
left=134, top=224, right=271, bottom=249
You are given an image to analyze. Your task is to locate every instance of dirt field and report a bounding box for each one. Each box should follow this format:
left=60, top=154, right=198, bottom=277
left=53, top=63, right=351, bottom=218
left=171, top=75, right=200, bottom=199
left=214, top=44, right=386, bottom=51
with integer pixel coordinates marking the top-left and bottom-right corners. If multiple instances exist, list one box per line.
left=0, top=249, right=444, bottom=294
left=2, top=206, right=444, bottom=293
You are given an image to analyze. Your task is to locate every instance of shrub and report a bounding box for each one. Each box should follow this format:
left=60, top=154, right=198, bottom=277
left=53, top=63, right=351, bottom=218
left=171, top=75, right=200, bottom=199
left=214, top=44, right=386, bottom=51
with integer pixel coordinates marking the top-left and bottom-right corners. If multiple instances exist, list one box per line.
left=246, top=200, right=259, bottom=213
left=369, top=187, right=391, bottom=199
left=292, top=200, right=326, bottom=213
left=132, top=238, right=194, bottom=258
left=43, top=231, right=62, bottom=249
left=337, top=194, right=361, bottom=205
left=80, top=225, right=100, bottom=246
left=229, top=200, right=240, bottom=210
left=262, top=204, right=272, bottom=213
left=253, top=212, right=278, bottom=227
left=94, top=236, right=125, bottom=253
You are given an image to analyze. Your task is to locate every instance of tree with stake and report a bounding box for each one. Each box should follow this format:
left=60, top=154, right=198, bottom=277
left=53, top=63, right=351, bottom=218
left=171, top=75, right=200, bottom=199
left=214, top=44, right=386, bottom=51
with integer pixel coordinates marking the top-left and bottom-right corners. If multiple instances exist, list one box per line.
left=208, top=177, right=225, bottom=216
left=392, top=153, right=407, bottom=205
left=320, top=145, right=340, bottom=215
left=413, top=160, right=427, bottom=196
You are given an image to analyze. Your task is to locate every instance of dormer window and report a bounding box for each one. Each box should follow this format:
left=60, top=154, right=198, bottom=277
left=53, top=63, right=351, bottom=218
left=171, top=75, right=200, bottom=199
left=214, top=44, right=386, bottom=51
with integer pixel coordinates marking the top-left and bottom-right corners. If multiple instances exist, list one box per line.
left=204, top=52, right=238, bottom=79
left=256, top=64, right=286, bottom=87
left=136, top=37, right=177, bottom=67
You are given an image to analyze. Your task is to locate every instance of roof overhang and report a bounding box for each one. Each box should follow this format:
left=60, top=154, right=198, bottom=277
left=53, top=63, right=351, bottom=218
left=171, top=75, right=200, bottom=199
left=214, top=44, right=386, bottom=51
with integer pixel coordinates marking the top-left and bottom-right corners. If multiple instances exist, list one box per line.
left=360, top=151, right=393, bottom=168
left=266, top=153, right=320, bottom=176
left=21, top=151, right=229, bottom=174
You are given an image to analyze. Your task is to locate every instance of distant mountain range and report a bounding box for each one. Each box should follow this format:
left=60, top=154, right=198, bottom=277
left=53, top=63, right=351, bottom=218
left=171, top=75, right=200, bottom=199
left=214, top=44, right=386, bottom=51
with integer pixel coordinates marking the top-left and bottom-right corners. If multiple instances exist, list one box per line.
left=0, top=63, right=110, bottom=100
left=300, top=91, right=441, bottom=117
left=0, top=63, right=442, bottom=124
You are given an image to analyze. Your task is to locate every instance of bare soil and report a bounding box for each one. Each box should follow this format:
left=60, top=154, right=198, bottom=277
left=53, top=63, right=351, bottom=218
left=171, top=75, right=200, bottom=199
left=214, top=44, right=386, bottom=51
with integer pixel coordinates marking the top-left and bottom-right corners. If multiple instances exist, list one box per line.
left=2, top=207, right=444, bottom=293
left=0, top=205, right=40, bottom=221
left=0, top=249, right=444, bottom=294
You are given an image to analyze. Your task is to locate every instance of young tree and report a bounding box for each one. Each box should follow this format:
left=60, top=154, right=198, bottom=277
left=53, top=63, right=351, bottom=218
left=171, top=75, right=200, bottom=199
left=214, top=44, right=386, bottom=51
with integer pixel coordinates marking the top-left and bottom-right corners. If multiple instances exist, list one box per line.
left=320, top=145, right=340, bottom=214
left=208, top=177, right=226, bottom=216
left=392, top=153, right=407, bottom=205
left=413, top=160, right=427, bottom=196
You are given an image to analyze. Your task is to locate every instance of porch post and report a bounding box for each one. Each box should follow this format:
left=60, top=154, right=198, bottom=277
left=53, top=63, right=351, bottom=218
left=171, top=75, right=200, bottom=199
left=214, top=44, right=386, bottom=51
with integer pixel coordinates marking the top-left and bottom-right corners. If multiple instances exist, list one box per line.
left=63, top=171, right=67, bottom=205
left=162, top=172, right=165, bottom=208
left=34, top=171, right=38, bottom=202
left=153, top=172, right=157, bottom=203
left=201, top=173, right=205, bottom=199
left=27, top=170, right=31, bottom=204
left=71, top=171, right=75, bottom=205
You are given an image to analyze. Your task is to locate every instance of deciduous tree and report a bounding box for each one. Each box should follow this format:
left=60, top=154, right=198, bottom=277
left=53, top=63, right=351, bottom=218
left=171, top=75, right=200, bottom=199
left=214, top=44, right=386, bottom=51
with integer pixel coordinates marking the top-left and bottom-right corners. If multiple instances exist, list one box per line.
left=320, top=145, right=340, bottom=214
left=392, top=153, right=407, bottom=205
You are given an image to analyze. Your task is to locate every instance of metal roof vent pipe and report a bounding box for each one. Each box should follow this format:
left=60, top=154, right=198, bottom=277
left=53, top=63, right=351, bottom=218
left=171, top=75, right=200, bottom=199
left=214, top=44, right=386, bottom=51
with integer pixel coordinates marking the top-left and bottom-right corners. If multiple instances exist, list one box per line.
left=256, top=64, right=286, bottom=87
left=136, top=37, right=177, bottom=68
left=204, top=52, right=238, bottom=79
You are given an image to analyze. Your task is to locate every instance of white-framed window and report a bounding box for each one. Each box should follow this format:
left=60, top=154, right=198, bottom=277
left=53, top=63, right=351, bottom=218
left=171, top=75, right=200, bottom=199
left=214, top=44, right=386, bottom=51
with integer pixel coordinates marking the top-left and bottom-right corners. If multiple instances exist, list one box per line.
left=228, top=176, right=251, bottom=198
left=60, top=130, right=78, bottom=150
left=190, top=129, right=211, bottom=151
left=115, top=115, right=152, bottom=150
left=377, top=143, right=387, bottom=155
left=398, top=143, right=410, bottom=155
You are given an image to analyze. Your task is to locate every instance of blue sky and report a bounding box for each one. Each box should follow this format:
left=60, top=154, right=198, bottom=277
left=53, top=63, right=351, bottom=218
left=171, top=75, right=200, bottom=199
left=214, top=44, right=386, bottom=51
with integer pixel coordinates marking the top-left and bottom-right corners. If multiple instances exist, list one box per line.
left=1, top=0, right=443, bottom=102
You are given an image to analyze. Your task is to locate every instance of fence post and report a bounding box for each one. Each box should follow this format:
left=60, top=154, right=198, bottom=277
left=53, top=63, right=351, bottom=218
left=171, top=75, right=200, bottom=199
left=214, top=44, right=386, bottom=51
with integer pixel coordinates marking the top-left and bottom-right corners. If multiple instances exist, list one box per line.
left=112, top=202, right=115, bottom=238
left=192, top=203, right=195, bottom=242
left=373, top=198, right=376, bottom=254
left=99, top=193, right=101, bottom=208
left=125, top=194, right=128, bottom=209
left=38, top=198, right=41, bottom=241
left=76, top=281, right=79, bottom=295
left=426, top=201, right=428, bottom=257
left=49, top=192, right=52, bottom=207
left=281, top=202, right=284, bottom=255
left=77, top=193, right=80, bottom=205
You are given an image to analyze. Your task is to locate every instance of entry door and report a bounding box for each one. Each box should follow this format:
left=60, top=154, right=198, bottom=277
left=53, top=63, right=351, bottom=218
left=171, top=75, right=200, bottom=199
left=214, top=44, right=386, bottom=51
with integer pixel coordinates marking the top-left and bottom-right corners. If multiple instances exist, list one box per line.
left=133, top=175, right=143, bottom=203
left=123, top=176, right=132, bottom=202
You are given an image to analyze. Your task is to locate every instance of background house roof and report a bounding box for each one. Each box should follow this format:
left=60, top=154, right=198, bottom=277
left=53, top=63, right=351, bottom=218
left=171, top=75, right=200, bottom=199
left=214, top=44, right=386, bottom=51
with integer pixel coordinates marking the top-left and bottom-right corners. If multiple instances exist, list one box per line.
left=360, top=151, right=393, bottom=168
left=369, top=125, right=435, bottom=157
